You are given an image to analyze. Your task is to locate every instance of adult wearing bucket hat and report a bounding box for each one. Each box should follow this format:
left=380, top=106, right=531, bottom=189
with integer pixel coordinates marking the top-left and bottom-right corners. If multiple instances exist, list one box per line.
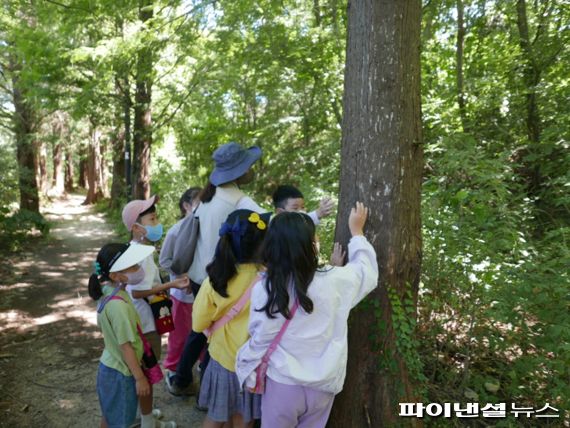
left=166, top=141, right=269, bottom=396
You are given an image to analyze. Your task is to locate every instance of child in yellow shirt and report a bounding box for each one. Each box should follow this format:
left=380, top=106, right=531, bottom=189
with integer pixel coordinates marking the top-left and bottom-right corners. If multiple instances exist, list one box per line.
left=192, top=209, right=270, bottom=428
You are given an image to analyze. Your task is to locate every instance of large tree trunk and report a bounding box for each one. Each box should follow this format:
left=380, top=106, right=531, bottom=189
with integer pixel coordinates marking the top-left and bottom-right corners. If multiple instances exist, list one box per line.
left=64, top=149, right=74, bottom=192
left=328, top=1, right=423, bottom=427
left=132, top=0, right=154, bottom=200
left=11, top=61, right=40, bottom=213
left=83, top=123, right=105, bottom=205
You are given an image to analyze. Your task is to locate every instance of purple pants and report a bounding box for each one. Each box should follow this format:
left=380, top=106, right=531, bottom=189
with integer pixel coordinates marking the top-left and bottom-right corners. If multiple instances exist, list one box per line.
left=261, top=377, right=335, bottom=428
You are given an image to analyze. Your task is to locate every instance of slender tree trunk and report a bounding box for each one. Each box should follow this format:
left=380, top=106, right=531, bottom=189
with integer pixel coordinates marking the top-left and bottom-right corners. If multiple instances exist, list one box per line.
left=83, top=123, right=105, bottom=205
left=99, top=138, right=109, bottom=197
left=132, top=0, right=154, bottom=200
left=456, top=0, right=468, bottom=132
left=52, top=141, right=65, bottom=195
left=516, top=0, right=542, bottom=195
left=34, top=140, right=49, bottom=195
left=79, top=151, right=88, bottom=189
left=64, top=149, right=74, bottom=192
left=328, top=1, right=423, bottom=426
left=12, top=70, right=40, bottom=212
left=110, top=127, right=126, bottom=208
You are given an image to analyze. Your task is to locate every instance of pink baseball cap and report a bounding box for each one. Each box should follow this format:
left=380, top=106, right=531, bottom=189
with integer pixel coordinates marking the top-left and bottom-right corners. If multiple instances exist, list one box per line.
left=122, top=195, right=158, bottom=231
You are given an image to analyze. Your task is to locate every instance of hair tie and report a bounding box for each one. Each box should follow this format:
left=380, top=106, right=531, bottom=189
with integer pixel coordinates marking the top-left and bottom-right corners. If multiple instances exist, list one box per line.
left=94, top=261, right=102, bottom=276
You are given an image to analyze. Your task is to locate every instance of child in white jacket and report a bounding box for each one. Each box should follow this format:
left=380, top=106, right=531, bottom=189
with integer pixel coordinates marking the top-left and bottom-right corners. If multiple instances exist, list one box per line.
left=236, top=202, right=379, bottom=428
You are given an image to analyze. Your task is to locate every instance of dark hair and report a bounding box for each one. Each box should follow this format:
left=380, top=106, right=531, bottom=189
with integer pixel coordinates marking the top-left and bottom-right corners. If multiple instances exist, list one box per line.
left=200, top=181, right=217, bottom=203
left=272, top=185, right=304, bottom=209
left=179, top=187, right=201, bottom=219
left=88, top=243, right=129, bottom=301
left=138, top=204, right=156, bottom=219
left=258, top=212, right=317, bottom=319
left=206, top=210, right=269, bottom=298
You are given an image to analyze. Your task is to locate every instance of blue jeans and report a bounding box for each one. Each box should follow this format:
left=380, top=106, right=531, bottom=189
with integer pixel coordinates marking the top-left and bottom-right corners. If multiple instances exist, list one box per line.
left=97, top=363, right=138, bottom=428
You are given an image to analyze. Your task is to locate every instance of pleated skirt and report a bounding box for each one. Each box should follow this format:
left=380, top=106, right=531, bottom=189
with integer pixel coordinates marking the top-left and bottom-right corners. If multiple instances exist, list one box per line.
left=198, top=358, right=261, bottom=422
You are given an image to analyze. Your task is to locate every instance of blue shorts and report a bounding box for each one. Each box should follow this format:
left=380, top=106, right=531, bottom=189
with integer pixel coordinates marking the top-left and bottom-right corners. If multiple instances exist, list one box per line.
left=97, top=363, right=138, bottom=428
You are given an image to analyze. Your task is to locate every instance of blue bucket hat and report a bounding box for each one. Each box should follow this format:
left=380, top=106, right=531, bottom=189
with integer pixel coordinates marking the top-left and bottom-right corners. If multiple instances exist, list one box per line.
left=209, top=142, right=262, bottom=186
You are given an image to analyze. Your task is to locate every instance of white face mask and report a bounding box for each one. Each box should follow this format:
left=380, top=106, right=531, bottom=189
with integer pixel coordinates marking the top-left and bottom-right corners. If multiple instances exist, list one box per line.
left=125, top=265, right=145, bottom=285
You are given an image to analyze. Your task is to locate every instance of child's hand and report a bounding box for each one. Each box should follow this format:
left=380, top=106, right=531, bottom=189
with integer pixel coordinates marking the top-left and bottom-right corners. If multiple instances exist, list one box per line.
left=171, top=276, right=190, bottom=289
left=330, top=243, right=346, bottom=266
left=348, top=202, right=368, bottom=236
left=317, top=197, right=335, bottom=219
left=136, top=376, right=151, bottom=397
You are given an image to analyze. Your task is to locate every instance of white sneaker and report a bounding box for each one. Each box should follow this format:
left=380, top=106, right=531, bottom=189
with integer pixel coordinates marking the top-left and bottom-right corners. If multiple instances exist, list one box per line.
left=156, top=421, right=177, bottom=428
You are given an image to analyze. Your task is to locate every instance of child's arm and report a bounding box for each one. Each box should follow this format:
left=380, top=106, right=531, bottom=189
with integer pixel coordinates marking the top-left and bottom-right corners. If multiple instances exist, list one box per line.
left=343, top=202, right=379, bottom=307
left=120, top=342, right=150, bottom=397
left=192, top=279, right=217, bottom=333
left=131, top=276, right=189, bottom=299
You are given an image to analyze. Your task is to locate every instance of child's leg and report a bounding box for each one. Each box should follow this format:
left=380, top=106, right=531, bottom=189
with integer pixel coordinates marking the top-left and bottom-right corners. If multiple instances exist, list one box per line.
left=139, top=384, right=154, bottom=420
left=296, top=388, right=334, bottom=428
left=261, top=377, right=304, bottom=427
left=163, top=299, right=193, bottom=372
left=230, top=413, right=254, bottom=428
left=202, top=417, right=225, bottom=428
left=100, top=418, right=108, bottom=428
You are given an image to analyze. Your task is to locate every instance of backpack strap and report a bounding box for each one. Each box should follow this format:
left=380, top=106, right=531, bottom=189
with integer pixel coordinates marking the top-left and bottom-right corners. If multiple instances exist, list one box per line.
left=204, top=273, right=263, bottom=338
left=97, top=286, right=125, bottom=313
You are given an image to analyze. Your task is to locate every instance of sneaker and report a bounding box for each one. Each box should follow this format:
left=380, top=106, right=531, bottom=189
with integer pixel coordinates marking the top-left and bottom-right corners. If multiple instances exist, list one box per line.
left=128, top=409, right=164, bottom=427
left=165, top=375, right=197, bottom=397
left=195, top=404, right=208, bottom=413
left=156, top=421, right=177, bottom=428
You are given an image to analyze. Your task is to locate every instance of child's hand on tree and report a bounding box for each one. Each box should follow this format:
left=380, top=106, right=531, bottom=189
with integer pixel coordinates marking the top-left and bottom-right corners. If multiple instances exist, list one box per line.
left=317, top=197, right=335, bottom=219
left=330, top=243, right=346, bottom=266
left=349, top=202, right=368, bottom=236
left=135, top=376, right=151, bottom=397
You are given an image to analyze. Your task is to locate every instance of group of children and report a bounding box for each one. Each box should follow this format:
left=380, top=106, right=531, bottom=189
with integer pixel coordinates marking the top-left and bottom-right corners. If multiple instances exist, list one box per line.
left=89, top=142, right=379, bottom=428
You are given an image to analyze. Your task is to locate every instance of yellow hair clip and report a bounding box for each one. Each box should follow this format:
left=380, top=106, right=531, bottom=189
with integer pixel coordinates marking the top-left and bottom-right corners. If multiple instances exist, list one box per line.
left=248, top=213, right=266, bottom=230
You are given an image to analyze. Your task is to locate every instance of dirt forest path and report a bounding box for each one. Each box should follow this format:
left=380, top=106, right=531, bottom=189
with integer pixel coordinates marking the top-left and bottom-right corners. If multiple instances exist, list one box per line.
left=0, top=195, right=203, bottom=428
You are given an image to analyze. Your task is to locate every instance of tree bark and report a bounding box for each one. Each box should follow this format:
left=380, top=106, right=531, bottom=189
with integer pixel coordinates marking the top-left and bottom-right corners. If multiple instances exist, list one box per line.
left=64, top=149, right=74, bottom=192
left=52, top=141, right=65, bottom=195
left=132, top=0, right=154, bottom=200
left=328, top=0, right=423, bottom=426
left=34, top=140, right=49, bottom=196
left=516, top=0, right=543, bottom=196
left=78, top=151, right=88, bottom=189
left=83, top=123, right=105, bottom=205
left=110, top=127, right=126, bottom=208
left=11, top=59, right=40, bottom=213
left=456, top=0, right=468, bottom=132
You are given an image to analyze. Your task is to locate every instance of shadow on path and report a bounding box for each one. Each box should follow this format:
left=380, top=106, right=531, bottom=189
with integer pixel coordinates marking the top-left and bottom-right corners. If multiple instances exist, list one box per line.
left=0, top=195, right=202, bottom=427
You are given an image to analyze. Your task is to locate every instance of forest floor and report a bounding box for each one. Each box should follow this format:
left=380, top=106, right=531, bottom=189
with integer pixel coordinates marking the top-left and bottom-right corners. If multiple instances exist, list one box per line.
left=0, top=194, right=203, bottom=428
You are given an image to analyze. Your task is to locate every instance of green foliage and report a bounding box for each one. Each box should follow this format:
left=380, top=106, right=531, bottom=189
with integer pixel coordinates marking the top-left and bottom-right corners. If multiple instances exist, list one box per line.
left=0, top=208, right=50, bottom=252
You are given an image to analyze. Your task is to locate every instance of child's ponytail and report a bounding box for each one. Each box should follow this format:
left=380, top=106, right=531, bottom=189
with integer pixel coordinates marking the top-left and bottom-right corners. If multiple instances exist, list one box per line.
left=206, top=209, right=269, bottom=298
left=207, top=234, right=238, bottom=298
left=88, top=274, right=103, bottom=301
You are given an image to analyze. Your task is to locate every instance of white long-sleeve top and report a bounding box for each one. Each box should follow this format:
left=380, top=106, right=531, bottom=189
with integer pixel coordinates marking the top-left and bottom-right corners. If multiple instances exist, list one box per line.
left=235, top=235, right=379, bottom=394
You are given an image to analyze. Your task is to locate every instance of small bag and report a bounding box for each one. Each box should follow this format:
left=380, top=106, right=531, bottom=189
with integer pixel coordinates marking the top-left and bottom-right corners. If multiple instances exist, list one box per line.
left=147, top=292, right=175, bottom=335
left=136, top=324, right=164, bottom=385
left=252, top=300, right=299, bottom=394
left=170, top=207, right=200, bottom=275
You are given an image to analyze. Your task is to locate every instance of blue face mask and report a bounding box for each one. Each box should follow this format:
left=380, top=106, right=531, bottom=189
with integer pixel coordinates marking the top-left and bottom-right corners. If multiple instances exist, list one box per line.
left=142, top=223, right=163, bottom=242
